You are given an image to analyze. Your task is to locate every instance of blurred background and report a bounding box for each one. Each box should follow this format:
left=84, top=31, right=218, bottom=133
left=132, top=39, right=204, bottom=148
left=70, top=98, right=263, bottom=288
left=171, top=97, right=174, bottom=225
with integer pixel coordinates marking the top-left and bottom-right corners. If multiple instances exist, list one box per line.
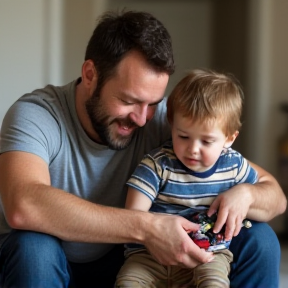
left=0, top=0, right=288, bottom=263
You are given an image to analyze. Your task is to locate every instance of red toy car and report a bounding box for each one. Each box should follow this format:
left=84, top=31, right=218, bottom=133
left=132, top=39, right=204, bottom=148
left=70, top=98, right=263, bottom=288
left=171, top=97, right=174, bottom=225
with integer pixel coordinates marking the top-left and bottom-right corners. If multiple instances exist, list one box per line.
left=188, top=212, right=251, bottom=252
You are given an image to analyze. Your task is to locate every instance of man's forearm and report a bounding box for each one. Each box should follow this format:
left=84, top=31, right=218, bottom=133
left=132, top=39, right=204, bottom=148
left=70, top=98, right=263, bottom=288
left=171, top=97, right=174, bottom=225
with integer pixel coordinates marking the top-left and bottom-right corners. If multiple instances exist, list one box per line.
left=0, top=151, right=153, bottom=244
left=247, top=162, right=287, bottom=221
left=5, top=183, right=153, bottom=244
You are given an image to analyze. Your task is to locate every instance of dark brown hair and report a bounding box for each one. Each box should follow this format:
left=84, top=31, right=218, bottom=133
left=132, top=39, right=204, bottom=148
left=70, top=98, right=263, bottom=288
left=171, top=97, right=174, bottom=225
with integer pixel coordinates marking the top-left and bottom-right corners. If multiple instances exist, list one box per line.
left=85, top=10, right=175, bottom=90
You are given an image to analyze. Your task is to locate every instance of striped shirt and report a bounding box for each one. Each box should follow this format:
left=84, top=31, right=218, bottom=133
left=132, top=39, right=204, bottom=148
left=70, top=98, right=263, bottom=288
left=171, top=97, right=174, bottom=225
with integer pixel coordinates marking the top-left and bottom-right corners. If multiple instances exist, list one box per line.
left=125, top=140, right=258, bottom=255
left=127, top=140, right=258, bottom=215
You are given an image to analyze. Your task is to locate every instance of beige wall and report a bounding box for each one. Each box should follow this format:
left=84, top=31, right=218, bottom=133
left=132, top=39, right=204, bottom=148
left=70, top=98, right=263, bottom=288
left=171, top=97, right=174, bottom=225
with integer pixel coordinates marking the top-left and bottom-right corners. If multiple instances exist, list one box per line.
left=106, top=0, right=212, bottom=94
left=0, top=0, right=106, bottom=120
left=0, top=0, right=47, bottom=119
left=245, top=0, right=285, bottom=173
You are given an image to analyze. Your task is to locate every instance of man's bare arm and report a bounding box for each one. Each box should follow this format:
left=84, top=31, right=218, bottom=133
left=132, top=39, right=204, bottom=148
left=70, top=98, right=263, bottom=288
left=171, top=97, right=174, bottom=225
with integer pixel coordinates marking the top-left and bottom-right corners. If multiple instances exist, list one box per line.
left=0, top=151, right=213, bottom=267
left=246, top=161, right=287, bottom=219
left=0, top=151, right=144, bottom=243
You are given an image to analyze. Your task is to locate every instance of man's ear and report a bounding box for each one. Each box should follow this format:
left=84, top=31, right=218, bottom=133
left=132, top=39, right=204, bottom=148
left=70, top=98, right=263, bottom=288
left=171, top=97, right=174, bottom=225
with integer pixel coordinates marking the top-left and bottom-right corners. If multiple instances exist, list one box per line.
left=224, top=131, right=239, bottom=148
left=81, top=60, right=97, bottom=92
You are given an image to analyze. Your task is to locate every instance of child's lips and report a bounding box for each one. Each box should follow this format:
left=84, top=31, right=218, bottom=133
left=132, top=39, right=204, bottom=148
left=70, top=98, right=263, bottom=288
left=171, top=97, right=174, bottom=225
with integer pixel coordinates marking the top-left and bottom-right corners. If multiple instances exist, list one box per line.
left=186, top=157, right=200, bottom=165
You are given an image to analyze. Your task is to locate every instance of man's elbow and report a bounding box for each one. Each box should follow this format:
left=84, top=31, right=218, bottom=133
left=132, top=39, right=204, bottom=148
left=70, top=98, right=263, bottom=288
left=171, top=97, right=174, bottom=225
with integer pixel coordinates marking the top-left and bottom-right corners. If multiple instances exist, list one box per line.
left=5, top=208, right=27, bottom=230
left=4, top=202, right=34, bottom=230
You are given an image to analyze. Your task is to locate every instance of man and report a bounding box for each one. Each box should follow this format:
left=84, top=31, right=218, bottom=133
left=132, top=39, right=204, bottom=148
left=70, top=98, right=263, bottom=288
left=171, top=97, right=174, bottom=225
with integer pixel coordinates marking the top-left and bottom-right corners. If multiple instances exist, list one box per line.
left=0, top=10, right=286, bottom=288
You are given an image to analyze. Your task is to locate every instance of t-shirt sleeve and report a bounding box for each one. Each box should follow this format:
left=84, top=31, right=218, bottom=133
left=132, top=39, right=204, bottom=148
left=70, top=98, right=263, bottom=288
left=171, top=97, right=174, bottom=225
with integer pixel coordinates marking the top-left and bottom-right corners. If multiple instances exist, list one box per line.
left=0, top=100, right=61, bottom=164
left=126, top=154, right=162, bottom=202
left=235, top=154, right=258, bottom=184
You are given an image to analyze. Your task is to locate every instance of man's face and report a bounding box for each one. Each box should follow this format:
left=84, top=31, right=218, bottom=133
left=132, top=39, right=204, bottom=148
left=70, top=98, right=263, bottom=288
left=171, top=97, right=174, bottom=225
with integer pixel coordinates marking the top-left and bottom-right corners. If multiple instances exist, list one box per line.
left=86, top=51, right=169, bottom=150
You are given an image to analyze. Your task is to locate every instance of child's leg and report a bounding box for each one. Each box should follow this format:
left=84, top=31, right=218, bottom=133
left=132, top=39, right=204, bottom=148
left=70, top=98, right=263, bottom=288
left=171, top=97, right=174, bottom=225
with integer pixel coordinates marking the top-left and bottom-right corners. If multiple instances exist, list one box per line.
left=190, top=249, right=233, bottom=288
left=115, top=251, right=168, bottom=288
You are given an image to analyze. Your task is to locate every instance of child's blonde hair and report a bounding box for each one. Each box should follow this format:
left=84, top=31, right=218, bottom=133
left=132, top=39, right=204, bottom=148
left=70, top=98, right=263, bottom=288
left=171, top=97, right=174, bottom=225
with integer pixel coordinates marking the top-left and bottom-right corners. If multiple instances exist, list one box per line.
left=167, top=69, right=244, bottom=136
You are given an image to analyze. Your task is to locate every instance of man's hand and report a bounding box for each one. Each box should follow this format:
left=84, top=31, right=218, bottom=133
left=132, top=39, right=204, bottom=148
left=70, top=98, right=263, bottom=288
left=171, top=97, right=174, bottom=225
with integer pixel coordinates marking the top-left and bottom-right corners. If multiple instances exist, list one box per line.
left=143, top=213, right=214, bottom=268
left=207, top=185, right=253, bottom=240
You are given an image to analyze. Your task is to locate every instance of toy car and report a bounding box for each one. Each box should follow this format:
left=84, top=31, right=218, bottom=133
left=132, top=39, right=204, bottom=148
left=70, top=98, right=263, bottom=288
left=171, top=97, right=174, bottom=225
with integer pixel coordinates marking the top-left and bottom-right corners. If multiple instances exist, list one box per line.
left=187, top=212, right=252, bottom=252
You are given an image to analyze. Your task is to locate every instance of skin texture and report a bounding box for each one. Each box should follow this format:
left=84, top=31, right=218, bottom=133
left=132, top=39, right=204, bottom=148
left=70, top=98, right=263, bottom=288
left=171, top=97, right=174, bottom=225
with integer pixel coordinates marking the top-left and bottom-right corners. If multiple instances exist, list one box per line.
left=0, top=51, right=286, bottom=269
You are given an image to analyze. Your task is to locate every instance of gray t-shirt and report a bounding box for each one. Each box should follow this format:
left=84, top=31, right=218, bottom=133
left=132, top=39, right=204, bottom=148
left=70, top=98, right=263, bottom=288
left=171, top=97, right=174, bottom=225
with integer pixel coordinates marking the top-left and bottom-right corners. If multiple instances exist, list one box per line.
left=0, top=78, right=171, bottom=262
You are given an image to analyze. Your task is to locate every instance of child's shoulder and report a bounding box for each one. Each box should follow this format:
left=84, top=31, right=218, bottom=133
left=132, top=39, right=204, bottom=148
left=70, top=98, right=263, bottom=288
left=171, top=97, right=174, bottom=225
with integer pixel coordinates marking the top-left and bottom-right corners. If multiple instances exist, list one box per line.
left=145, top=140, right=180, bottom=167
left=221, top=147, right=243, bottom=157
left=147, top=139, right=174, bottom=157
left=219, top=148, right=245, bottom=164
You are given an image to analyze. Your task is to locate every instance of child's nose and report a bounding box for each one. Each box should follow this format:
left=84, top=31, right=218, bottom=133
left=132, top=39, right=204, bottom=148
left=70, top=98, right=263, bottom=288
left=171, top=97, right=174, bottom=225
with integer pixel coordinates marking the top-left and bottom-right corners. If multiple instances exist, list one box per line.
left=188, top=142, right=199, bottom=154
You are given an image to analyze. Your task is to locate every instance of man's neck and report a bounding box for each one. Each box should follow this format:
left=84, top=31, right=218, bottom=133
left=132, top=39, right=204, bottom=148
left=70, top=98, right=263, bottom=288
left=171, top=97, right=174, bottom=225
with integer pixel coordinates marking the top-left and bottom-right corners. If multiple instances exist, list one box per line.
left=75, top=81, right=102, bottom=143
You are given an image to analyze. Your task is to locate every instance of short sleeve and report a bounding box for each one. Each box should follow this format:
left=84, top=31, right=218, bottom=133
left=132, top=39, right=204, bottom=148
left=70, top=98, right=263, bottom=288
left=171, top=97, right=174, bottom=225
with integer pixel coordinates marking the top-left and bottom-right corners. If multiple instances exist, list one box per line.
left=235, top=156, right=258, bottom=184
left=126, top=154, right=162, bottom=201
left=0, top=100, right=61, bottom=164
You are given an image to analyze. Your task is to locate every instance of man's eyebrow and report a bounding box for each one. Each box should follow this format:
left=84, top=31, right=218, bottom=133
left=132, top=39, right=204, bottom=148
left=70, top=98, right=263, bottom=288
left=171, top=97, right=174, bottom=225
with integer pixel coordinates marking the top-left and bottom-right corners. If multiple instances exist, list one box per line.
left=148, top=98, right=164, bottom=106
left=120, top=93, right=164, bottom=106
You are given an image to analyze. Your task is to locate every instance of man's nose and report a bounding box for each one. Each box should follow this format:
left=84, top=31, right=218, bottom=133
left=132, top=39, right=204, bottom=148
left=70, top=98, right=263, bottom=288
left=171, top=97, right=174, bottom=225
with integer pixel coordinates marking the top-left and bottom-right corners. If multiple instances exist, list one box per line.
left=130, top=104, right=150, bottom=127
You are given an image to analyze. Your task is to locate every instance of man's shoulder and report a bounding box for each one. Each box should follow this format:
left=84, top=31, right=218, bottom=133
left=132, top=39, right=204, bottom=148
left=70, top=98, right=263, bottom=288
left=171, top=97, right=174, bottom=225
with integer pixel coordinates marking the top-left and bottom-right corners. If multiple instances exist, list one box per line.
left=17, top=80, right=76, bottom=108
left=0, top=80, right=78, bottom=161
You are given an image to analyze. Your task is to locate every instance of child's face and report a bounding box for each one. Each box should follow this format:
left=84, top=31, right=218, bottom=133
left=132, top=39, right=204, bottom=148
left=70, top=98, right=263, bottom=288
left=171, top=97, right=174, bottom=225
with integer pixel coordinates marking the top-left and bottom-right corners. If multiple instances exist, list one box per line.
left=171, top=112, right=237, bottom=173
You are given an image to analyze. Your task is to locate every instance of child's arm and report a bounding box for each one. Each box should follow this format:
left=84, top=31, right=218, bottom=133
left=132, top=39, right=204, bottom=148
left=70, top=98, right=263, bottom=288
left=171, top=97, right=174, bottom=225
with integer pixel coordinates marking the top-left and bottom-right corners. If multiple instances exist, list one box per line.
left=125, top=187, right=152, bottom=211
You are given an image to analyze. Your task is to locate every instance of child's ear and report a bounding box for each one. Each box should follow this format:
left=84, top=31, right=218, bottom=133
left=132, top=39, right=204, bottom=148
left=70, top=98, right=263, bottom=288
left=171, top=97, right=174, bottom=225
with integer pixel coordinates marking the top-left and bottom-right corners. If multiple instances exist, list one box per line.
left=224, top=131, right=239, bottom=148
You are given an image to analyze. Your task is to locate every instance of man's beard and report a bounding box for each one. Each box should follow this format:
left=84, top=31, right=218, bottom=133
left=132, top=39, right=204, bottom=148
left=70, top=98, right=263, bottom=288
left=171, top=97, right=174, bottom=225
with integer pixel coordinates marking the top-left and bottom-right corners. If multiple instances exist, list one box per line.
left=85, top=87, right=138, bottom=150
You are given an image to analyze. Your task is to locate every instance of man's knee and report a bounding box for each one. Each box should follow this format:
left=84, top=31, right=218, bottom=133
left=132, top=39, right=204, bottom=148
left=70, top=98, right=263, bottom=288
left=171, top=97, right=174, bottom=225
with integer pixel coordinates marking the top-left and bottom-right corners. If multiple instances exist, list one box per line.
left=0, top=230, right=70, bottom=287
left=229, top=222, right=280, bottom=288
left=4, top=230, right=65, bottom=262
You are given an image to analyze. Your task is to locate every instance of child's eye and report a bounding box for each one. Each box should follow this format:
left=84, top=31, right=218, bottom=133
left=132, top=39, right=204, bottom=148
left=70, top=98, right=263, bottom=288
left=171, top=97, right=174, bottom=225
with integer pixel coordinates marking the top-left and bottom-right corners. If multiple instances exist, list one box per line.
left=203, top=140, right=213, bottom=145
left=179, top=135, right=188, bottom=139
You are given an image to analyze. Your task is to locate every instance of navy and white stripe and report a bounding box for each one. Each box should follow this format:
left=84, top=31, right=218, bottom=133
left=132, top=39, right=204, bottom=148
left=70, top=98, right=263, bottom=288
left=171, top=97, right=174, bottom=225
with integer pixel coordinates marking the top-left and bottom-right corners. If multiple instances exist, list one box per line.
left=127, top=140, right=258, bottom=214
left=125, top=140, right=258, bottom=256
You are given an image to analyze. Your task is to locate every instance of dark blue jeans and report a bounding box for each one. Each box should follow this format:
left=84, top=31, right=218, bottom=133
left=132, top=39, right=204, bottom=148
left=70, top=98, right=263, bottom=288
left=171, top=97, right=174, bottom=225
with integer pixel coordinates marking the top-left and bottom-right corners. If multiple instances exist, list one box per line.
left=0, top=222, right=280, bottom=288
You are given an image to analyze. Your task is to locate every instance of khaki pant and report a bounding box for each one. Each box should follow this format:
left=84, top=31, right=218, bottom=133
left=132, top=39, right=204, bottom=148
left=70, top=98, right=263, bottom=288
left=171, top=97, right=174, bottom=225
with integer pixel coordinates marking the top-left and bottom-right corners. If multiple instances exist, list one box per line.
left=115, top=250, right=233, bottom=288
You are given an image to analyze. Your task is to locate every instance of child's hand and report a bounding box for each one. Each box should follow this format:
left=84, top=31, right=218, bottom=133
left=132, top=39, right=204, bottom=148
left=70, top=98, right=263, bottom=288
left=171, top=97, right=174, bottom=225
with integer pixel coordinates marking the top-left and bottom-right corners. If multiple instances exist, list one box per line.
left=207, top=185, right=253, bottom=240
